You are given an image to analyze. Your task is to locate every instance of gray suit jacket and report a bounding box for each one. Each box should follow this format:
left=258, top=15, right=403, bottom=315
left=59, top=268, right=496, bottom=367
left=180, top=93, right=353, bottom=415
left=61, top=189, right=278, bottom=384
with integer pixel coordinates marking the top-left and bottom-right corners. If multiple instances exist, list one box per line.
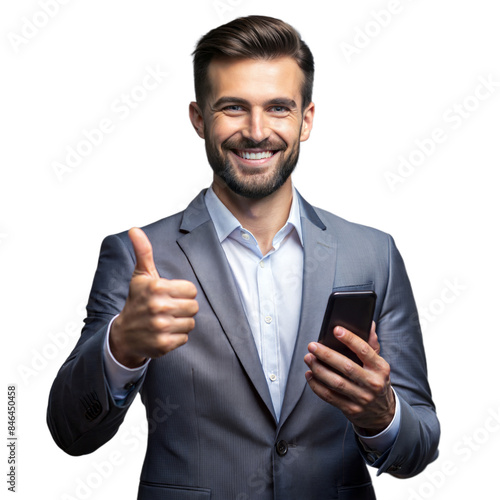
left=47, top=190, right=439, bottom=500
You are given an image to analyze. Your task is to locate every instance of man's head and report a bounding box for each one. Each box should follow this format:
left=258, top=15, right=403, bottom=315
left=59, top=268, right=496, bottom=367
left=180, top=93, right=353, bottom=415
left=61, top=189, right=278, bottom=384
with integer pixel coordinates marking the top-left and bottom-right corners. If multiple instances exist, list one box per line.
left=189, top=16, right=315, bottom=200
left=192, top=15, right=314, bottom=113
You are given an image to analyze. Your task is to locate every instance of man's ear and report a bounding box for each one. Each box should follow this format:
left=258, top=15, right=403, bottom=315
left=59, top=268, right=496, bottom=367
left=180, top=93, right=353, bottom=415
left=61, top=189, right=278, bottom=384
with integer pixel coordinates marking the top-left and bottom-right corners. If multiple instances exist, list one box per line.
left=300, top=101, right=315, bottom=142
left=189, top=102, right=205, bottom=138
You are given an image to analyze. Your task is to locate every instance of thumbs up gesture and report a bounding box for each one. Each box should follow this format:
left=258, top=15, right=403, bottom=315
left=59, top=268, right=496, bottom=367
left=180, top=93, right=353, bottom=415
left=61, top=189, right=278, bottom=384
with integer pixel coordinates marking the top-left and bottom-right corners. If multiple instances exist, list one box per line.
left=110, top=228, right=199, bottom=368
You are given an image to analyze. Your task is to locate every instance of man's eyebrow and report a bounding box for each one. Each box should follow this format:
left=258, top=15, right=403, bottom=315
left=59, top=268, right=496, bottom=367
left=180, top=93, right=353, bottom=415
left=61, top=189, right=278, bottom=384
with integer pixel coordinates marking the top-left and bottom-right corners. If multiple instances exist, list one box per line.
left=211, top=97, right=298, bottom=110
left=211, top=97, right=250, bottom=109
left=263, top=98, right=298, bottom=109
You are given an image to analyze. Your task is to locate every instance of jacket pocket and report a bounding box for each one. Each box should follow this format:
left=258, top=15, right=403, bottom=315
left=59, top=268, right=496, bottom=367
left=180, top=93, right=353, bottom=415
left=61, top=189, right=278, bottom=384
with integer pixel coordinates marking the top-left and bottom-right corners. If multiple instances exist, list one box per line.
left=138, top=481, right=211, bottom=499
left=338, top=482, right=376, bottom=500
left=331, top=282, right=374, bottom=293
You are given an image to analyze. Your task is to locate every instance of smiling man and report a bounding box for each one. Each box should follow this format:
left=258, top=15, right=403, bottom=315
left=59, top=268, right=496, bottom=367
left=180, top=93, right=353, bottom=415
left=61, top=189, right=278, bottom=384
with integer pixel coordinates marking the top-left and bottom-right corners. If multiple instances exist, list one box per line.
left=47, top=16, right=439, bottom=500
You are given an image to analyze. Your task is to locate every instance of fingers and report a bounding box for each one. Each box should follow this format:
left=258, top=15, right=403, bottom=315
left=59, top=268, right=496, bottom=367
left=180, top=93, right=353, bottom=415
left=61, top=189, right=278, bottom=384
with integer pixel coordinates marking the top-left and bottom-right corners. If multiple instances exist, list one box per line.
left=147, top=315, right=196, bottom=336
left=305, top=359, right=394, bottom=432
left=304, top=323, right=388, bottom=395
left=143, top=290, right=199, bottom=320
left=133, top=277, right=199, bottom=327
left=304, top=335, right=394, bottom=431
left=129, top=227, right=159, bottom=279
left=304, top=367, right=363, bottom=414
left=155, top=333, right=190, bottom=354
left=140, top=276, right=197, bottom=299
left=143, top=310, right=197, bottom=357
left=304, top=349, right=366, bottom=400
left=332, top=326, right=378, bottom=367
left=164, top=279, right=198, bottom=299
left=305, top=326, right=386, bottom=381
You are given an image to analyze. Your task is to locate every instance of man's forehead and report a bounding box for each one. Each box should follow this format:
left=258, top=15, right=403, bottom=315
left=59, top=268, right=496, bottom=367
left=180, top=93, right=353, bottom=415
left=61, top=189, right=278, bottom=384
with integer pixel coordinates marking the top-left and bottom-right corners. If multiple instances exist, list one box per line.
left=206, top=56, right=304, bottom=101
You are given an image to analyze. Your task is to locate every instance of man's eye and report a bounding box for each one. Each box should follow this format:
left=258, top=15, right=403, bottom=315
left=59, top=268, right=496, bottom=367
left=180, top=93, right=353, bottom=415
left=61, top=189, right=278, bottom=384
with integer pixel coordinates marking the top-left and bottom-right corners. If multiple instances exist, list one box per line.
left=224, top=105, right=244, bottom=112
left=270, top=106, right=289, bottom=113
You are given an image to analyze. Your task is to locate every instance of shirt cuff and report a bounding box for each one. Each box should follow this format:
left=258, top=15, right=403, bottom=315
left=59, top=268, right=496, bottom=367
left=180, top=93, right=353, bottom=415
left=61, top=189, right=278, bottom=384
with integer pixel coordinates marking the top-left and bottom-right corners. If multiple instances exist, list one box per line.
left=355, top=387, right=401, bottom=454
left=103, top=315, right=150, bottom=402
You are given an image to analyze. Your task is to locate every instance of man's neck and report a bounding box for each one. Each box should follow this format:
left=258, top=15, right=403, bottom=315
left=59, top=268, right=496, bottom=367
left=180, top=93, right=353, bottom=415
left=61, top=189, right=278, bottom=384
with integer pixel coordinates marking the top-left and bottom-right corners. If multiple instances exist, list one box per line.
left=212, top=177, right=293, bottom=255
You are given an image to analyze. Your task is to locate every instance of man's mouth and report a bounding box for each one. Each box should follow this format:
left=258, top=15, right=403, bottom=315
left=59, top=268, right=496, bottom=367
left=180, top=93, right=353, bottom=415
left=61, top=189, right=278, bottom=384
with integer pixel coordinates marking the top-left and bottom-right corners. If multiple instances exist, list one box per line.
left=233, top=150, right=277, bottom=160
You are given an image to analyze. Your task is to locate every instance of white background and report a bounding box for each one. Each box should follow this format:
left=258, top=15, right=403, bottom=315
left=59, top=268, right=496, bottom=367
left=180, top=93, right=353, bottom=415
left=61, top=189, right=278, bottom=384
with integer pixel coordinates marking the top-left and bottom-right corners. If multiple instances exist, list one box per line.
left=1, top=1, right=499, bottom=498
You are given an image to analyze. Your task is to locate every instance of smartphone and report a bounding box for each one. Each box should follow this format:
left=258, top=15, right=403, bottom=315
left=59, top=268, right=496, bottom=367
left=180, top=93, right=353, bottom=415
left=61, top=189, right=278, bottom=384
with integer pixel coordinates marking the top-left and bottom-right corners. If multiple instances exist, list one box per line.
left=317, top=291, right=377, bottom=365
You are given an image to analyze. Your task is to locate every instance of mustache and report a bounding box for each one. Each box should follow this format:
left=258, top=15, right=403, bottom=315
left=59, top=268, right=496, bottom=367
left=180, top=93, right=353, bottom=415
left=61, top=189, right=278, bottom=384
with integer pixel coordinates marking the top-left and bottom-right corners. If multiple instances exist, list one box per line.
left=221, top=137, right=287, bottom=151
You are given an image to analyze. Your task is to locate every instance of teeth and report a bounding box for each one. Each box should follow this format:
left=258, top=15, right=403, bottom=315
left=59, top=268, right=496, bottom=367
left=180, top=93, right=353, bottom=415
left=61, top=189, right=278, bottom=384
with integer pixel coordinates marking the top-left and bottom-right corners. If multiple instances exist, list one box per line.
left=237, top=150, right=274, bottom=160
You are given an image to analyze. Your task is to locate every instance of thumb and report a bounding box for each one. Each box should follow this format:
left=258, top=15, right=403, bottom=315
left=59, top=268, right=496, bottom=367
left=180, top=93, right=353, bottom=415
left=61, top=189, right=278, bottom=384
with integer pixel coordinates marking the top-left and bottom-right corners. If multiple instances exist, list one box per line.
left=368, top=321, right=380, bottom=355
left=128, top=227, right=159, bottom=278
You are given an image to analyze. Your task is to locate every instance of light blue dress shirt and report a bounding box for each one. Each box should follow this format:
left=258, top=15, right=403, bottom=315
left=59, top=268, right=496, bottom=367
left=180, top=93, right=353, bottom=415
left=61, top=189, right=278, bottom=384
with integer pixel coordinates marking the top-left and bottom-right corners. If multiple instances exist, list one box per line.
left=204, top=186, right=304, bottom=421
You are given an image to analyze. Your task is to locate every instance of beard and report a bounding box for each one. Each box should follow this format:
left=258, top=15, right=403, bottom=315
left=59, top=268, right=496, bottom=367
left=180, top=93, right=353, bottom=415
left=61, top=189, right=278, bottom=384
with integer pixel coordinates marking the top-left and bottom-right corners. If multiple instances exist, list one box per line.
left=204, top=134, right=300, bottom=199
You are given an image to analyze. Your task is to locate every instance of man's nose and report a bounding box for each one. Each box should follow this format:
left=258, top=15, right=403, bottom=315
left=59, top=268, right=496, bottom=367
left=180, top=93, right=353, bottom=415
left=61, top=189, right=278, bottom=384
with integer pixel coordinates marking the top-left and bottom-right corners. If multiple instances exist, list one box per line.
left=241, top=109, right=270, bottom=144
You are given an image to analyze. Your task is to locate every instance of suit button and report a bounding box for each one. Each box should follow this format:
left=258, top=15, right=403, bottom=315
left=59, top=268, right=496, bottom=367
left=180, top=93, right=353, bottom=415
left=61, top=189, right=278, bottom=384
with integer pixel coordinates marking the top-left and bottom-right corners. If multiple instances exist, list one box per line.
left=83, top=400, right=102, bottom=421
left=81, top=392, right=103, bottom=421
left=276, top=440, right=288, bottom=457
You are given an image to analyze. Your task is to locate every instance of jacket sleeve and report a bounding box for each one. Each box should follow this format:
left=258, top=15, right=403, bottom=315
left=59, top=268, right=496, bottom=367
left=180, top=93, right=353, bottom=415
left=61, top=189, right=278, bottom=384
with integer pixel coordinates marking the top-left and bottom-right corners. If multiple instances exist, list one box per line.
left=46, top=233, right=145, bottom=456
left=357, top=235, right=440, bottom=477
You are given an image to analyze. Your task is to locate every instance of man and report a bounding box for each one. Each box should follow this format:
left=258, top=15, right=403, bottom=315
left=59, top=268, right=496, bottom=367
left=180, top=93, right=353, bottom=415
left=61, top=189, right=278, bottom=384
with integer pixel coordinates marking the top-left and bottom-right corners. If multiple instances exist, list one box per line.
left=47, top=15, right=439, bottom=500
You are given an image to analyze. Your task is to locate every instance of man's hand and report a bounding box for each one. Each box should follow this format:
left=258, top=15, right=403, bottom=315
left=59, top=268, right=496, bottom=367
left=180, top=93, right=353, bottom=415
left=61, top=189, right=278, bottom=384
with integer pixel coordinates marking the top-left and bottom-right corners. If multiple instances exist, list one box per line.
left=304, top=322, right=395, bottom=435
left=110, top=227, right=199, bottom=368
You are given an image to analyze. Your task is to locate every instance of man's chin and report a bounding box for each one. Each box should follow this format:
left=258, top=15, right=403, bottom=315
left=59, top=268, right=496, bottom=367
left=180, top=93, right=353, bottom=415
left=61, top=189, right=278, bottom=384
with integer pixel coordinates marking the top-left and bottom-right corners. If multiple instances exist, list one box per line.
left=217, top=170, right=290, bottom=199
left=207, top=145, right=298, bottom=199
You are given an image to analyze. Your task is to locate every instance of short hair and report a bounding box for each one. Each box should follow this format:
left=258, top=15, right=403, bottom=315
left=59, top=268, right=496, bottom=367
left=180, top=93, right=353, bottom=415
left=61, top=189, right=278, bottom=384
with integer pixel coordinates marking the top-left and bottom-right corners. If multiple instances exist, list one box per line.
left=192, top=15, right=314, bottom=111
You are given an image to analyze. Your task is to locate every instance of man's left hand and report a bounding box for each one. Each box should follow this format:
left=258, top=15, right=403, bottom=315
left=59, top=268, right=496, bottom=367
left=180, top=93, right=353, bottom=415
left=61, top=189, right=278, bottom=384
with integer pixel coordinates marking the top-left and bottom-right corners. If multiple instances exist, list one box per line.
left=304, top=322, right=395, bottom=435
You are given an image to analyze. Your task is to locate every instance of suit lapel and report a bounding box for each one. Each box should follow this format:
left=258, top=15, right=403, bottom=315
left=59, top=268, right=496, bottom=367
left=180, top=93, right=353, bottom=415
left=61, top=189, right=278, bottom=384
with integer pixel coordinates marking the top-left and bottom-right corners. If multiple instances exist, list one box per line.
left=278, top=196, right=338, bottom=427
left=177, top=192, right=276, bottom=421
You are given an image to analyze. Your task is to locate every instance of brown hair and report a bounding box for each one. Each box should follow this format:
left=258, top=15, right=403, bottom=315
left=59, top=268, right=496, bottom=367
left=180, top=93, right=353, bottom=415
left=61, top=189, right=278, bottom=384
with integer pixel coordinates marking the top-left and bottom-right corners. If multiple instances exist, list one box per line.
left=192, top=15, right=314, bottom=111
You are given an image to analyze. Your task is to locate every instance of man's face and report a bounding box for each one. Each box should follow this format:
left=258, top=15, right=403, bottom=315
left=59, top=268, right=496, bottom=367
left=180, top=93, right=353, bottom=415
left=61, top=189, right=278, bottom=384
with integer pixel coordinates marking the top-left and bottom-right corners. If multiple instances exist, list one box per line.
left=190, top=57, right=314, bottom=199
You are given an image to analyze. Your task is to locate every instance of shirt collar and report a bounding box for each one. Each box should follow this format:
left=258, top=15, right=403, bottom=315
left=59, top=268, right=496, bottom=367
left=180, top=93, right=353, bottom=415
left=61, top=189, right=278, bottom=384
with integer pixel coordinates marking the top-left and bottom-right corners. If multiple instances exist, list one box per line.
left=204, top=185, right=304, bottom=247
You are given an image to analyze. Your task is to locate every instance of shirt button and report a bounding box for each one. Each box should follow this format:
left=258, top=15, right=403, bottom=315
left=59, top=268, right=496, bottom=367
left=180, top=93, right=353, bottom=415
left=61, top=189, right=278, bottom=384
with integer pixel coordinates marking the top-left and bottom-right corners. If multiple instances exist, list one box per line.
left=264, top=316, right=272, bottom=324
left=241, top=232, right=250, bottom=240
left=269, top=373, right=277, bottom=382
left=259, top=260, right=265, bottom=268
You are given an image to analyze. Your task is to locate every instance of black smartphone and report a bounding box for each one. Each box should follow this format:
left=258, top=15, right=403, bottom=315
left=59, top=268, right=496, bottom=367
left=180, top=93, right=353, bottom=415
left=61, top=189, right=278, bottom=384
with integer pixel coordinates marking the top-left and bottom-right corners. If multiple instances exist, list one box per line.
left=317, top=291, right=377, bottom=365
